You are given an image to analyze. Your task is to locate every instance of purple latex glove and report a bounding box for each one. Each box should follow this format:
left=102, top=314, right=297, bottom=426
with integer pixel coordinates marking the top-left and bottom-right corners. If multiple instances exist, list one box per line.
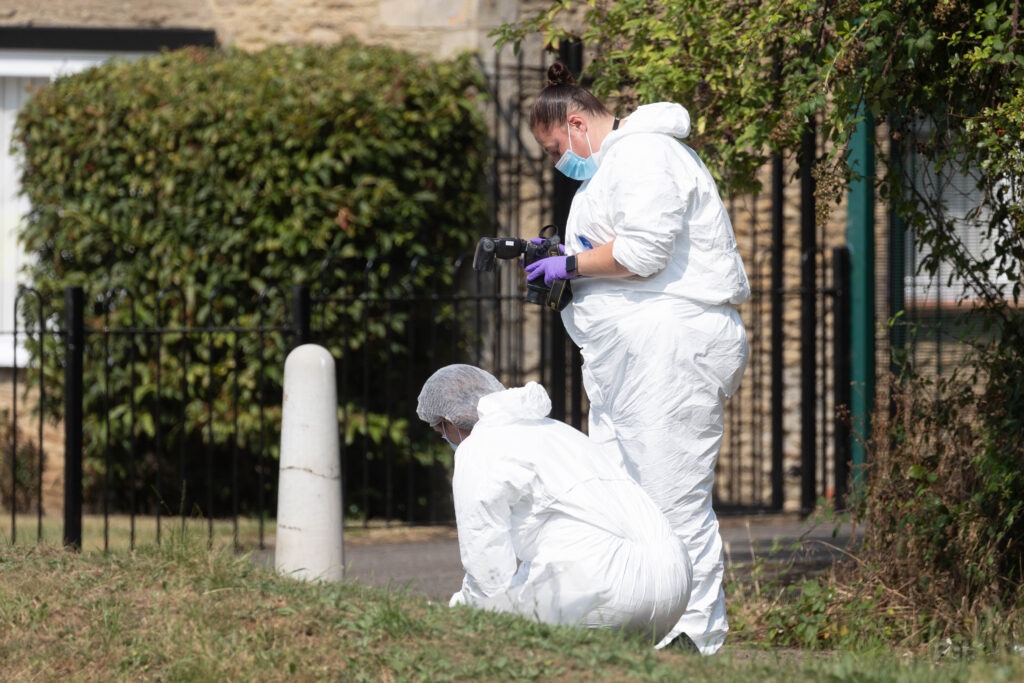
left=525, top=255, right=577, bottom=287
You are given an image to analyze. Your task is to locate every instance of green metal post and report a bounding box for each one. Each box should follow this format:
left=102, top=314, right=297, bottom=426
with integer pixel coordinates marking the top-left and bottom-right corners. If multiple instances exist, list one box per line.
left=846, top=109, right=875, bottom=492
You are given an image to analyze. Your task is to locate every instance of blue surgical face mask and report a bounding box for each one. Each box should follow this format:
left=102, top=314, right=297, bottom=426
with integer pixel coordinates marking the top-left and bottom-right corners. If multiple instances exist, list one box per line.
left=441, top=423, right=460, bottom=452
left=554, top=122, right=598, bottom=180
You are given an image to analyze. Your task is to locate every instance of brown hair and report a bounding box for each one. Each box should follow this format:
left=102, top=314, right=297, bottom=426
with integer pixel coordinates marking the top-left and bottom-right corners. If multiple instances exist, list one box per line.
left=529, top=61, right=610, bottom=132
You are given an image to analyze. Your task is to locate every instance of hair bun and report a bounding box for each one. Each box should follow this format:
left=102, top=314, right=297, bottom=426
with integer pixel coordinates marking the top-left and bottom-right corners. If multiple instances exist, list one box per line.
left=546, top=61, right=577, bottom=88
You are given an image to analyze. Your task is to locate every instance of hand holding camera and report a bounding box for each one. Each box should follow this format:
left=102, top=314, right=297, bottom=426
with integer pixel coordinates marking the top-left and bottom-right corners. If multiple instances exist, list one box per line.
left=472, top=225, right=574, bottom=311
left=524, top=254, right=578, bottom=287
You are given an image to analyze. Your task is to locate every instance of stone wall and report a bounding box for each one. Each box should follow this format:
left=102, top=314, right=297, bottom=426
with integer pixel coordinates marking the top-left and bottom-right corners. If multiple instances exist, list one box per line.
left=0, top=0, right=532, bottom=58
left=0, top=0, right=215, bottom=31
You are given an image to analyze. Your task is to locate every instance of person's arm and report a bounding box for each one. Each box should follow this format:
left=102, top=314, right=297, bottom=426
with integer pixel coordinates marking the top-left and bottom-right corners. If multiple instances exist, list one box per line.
left=574, top=240, right=633, bottom=278
left=450, top=450, right=519, bottom=605
left=527, top=140, right=688, bottom=285
left=604, top=138, right=691, bottom=278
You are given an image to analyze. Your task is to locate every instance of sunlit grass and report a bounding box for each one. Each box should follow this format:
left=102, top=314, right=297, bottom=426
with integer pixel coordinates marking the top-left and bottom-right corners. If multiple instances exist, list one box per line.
left=4, top=513, right=1023, bottom=681
left=2, top=537, right=1020, bottom=682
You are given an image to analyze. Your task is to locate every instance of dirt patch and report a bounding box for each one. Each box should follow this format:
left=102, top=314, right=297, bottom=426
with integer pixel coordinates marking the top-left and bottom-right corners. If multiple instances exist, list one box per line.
left=342, top=524, right=458, bottom=546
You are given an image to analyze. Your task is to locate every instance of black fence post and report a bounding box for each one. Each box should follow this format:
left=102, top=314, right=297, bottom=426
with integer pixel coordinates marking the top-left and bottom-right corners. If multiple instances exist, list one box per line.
left=799, top=120, right=818, bottom=517
left=770, top=151, right=785, bottom=512
left=832, top=246, right=852, bottom=510
left=291, top=284, right=311, bottom=349
left=769, top=50, right=786, bottom=513
left=63, top=286, right=84, bottom=550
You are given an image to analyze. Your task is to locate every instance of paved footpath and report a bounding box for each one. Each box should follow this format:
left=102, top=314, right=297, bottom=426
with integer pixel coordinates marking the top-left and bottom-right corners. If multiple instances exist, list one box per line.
left=257, top=513, right=855, bottom=602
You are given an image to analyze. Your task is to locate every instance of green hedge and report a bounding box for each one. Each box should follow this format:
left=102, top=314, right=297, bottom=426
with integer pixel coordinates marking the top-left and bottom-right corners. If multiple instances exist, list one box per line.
left=17, top=41, right=488, bottom=285
left=13, top=40, right=490, bottom=516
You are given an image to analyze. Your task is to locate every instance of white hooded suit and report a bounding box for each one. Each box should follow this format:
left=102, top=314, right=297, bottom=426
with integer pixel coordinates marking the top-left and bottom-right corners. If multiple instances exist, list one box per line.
left=561, top=102, right=750, bottom=654
left=449, top=382, right=693, bottom=642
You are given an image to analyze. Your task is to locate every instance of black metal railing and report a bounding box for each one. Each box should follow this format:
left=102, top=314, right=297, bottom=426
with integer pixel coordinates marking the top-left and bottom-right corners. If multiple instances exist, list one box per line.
left=0, top=52, right=864, bottom=549
left=2, top=242, right=856, bottom=551
left=4, top=254, right=569, bottom=550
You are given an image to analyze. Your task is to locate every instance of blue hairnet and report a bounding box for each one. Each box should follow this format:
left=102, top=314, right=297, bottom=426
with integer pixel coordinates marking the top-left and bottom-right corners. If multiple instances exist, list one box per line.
left=416, top=364, right=505, bottom=430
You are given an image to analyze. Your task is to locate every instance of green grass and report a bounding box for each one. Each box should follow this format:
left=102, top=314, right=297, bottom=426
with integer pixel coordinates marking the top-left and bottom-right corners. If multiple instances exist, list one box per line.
left=1, top=532, right=1022, bottom=682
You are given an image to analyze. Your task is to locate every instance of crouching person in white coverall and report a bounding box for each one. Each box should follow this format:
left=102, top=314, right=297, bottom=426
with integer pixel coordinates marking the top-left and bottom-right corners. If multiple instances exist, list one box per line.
left=416, top=364, right=693, bottom=643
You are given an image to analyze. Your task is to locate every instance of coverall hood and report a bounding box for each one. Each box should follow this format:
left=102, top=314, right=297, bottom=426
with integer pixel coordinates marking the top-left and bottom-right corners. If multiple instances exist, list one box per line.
left=594, top=102, right=691, bottom=165
left=476, top=382, right=551, bottom=425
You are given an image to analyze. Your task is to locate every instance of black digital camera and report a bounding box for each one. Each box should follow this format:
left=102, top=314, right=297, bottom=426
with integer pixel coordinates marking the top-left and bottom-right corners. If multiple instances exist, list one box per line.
left=472, top=225, right=573, bottom=312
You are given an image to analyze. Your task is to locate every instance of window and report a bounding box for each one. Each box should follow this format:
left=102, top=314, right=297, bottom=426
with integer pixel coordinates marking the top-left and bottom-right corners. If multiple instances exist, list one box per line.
left=903, top=132, right=1015, bottom=307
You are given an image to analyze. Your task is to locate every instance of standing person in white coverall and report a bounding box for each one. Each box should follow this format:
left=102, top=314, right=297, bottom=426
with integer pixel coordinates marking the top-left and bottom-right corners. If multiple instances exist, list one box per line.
left=524, top=62, right=750, bottom=655
left=416, top=364, right=693, bottom=643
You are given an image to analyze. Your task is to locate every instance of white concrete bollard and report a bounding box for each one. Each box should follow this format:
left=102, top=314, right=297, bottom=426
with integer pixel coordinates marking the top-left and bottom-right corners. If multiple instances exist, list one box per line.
left=275, top=344, right=345, bottom=582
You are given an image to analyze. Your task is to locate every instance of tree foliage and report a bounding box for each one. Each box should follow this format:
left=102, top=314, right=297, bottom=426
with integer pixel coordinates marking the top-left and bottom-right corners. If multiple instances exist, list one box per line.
left=497, top=1, right=1019, bottom=194
left=497, top=0, right=1024, bottom=644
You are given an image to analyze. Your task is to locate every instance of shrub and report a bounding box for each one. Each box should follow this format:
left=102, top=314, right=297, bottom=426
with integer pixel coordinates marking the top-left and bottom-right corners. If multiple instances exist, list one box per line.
left=12, top=40, right=490, bottom=516
left=783, top=312, right=1024, bottom=651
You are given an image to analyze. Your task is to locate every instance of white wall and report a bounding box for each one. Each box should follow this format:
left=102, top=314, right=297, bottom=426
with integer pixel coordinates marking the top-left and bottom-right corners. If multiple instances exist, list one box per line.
left=0, top=50, right=144, bottom=367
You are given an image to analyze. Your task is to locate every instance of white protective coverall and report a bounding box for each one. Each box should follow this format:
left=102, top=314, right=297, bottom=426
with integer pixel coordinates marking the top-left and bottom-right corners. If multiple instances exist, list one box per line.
left=449, top=381, right=693, bottom=642
left=561, top=102, right=750, bottom=654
